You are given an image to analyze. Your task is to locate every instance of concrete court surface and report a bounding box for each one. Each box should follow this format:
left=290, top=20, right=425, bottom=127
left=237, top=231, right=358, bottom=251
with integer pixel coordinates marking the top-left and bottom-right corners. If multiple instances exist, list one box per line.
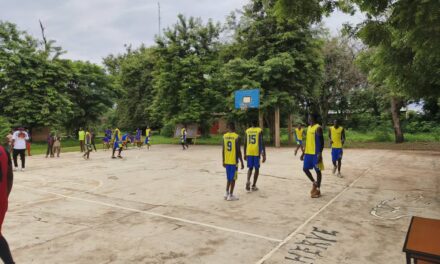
left=4, top=145, right=439, bottom=264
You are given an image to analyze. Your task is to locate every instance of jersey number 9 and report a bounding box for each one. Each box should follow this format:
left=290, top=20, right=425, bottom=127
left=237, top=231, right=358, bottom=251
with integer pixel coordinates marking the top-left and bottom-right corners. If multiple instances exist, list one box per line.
left=227, top=141, right=233, bottom=151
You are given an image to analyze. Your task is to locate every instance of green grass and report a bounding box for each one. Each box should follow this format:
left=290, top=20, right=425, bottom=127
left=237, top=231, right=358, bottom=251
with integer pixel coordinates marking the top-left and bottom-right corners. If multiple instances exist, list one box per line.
left=28, top=129, right=440, bottom=156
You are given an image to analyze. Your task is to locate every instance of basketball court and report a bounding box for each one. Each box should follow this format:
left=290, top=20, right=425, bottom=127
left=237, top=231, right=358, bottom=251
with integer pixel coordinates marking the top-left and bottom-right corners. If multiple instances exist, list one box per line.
left=4, top=145, right=439, bottom=263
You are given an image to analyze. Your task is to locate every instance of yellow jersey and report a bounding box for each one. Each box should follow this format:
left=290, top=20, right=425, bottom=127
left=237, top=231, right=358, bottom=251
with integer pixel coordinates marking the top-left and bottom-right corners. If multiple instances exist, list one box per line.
left=305, top=124, right=321, bottom=155
left=145, top=129, right=151, bottom=137
left=223, top=132, right=239, bottom=165
left=295, top=128, right=303, bottom=140
left=181, top=128, right=186, bottom=137
left=246, top=127, right=262, bottom=156
left=112, top=129, right=122, bottom=142
left=330, top=126, right=343, bottom=148
left=78, top=130, right=85, bottom=141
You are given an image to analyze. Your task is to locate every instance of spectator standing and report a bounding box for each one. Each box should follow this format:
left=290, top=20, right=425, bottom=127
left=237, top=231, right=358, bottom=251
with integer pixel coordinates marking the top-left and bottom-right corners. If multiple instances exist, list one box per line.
left=11, top=127, right=29, bottom=171
left=53, top=134, right=61, bottom=158
left=45, top=133, right=54, bottom=158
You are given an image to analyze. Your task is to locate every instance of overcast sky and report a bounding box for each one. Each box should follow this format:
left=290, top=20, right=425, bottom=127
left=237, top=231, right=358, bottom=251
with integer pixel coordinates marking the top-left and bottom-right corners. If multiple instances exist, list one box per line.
left=0, top=0, right=364, bottom=64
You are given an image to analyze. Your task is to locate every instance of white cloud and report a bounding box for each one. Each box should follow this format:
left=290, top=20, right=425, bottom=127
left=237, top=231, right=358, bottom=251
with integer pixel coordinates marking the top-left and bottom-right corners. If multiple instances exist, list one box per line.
left=0, top=0, right=362, bottom=64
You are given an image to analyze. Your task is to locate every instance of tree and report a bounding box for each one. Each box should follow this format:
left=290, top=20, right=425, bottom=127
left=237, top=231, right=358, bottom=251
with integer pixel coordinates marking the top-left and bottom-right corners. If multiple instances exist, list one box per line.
left=103, top=46, right=157, bottom=130
left=0, top=21, right=72, bottom=129
left=223, top=0, right=323, bottom=142
left=62, top=60, right=119, bottom=131
left=275, top=0, right=440, bottom=142
left=151, top=15, right=224, bottom=134
left=317, top=37, right=366, bottom=127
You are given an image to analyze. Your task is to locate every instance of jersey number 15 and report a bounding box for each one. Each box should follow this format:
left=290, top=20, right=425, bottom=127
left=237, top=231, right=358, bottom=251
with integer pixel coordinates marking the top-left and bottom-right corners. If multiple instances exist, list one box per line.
left=248, top=135, right=256, bottom=144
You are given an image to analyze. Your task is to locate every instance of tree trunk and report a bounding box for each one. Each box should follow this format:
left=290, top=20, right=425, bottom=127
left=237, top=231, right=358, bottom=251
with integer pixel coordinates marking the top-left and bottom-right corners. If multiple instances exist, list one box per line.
left=274, top=106, right=280, bottom=148
left=259, top=109, right=264, bottom=129
left=390, top=97, right=404, bottom=143
left=287, top=114, right=293, bottom=146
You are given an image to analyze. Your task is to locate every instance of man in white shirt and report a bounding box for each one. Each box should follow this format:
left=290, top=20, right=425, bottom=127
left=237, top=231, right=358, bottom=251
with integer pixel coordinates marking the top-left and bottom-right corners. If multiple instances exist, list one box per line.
left=12, top=127, right=29, bottom=171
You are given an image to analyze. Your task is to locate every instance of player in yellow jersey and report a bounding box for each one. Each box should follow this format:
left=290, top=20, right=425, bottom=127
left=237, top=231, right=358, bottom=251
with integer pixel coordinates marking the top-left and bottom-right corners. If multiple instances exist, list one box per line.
left=244, top=121, right=266, bottom=192
left=294, top=124, right=305, bottom=156
left=300, top=114, right=324, bottom=198
left=222, top=123, right=244, bottom=201
left=145, top=126, right=152, bottom=150
left=329, top=120, right=345, bottom=177
left=111, top=128, right=123, bottom=159
left=181, top=125, right=189, bottom=150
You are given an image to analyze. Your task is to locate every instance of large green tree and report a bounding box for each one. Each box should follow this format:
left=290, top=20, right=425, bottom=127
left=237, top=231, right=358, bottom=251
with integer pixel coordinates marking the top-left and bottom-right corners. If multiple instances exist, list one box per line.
left=0, top=21, right=72, bottom=129
left=223, top=0, right=323, bottom=141
left=62, top=60, right=118, bottom=131
left=275, top=0, right=440, bottom=142
left=103, top=46, right=157, bottom=130
left=152, top=15, right=224, bottom=133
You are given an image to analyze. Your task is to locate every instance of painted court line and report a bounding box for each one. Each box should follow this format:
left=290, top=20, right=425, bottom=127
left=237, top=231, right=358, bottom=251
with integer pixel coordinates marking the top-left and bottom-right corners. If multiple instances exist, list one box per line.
left=15, top=184, right=282, bottom=243
left=255, top=167, right=373, bottom=264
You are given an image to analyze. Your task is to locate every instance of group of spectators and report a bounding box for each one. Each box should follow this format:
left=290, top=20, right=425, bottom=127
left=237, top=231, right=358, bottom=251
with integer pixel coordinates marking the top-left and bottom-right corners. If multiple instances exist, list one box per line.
left=44, top=133, right=62, bottom=158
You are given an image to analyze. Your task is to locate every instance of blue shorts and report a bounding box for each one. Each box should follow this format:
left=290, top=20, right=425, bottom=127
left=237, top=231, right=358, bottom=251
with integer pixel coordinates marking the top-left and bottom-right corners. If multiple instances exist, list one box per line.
left=113, top=141, right=121, bottom=149
left=303, top=154, right=319, bottom=171
left=331, top=148, right=343, bottom=162
left=181, top=136, right=186, bottom=143
left=296, top=140, right=303, bottom=146
left=225, top=165, right=238, bottom=181
left=145, top=137, right=150, bottom=144
left=247, top=156, right=260, bottom=169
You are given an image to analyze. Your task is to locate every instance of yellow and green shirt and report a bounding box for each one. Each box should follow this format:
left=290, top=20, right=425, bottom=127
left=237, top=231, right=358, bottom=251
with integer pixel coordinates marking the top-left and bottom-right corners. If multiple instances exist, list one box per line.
left=245, top=127, right=262, bottom=156
left=330, top=126, right=343, bottom=149
left=305, top=124, right=321, bottom=155
left=223, top=132, right=239, bottom=165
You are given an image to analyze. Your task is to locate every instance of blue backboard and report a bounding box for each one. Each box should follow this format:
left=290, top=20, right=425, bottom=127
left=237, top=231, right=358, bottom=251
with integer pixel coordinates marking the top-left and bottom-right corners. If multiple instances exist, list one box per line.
left=234, top=89, right=260, bottom=109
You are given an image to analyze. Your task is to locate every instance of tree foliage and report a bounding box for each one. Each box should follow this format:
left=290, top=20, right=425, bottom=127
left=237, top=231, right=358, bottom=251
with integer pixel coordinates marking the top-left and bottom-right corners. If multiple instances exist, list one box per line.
left=0, top=21, right=118, bottom=132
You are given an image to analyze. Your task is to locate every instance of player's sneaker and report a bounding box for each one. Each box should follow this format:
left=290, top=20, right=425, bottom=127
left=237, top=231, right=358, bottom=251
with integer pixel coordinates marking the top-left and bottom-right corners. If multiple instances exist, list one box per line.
left=310, top=183, right=317, bottom=195
left=21, top=168, right=25, bottom=172
left=245, top=182, right=251, bottom=192
left=227, top=195, right=239, bottom=201
left=251, top=186, right=259, bottom=191
left=337, top=172, right=343, bottom=178
left=312, top=189, right=321, bottom=198
left=332, top=166, right=337, bottom=175
left=224, top=192, right=229, bottom=200
left=14, top=167, right=18, bottom=171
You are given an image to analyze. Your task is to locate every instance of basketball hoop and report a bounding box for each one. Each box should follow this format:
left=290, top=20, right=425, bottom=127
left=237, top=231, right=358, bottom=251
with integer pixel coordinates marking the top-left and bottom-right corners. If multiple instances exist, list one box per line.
left=240, top=102, right=249, bottom=111
left=240, top=96, right=252, bottom=111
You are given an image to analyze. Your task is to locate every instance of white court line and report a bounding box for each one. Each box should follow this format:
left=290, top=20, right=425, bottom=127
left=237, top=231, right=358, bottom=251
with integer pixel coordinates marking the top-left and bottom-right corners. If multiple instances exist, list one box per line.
left=15, top=184, right=282, bottom=243
left=255, top=167, right=372, bottom=264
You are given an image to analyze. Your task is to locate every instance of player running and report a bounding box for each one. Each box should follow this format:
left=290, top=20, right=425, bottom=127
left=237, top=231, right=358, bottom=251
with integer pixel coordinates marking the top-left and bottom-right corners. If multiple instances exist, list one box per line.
left=145, top=127, right=152, bottom=150
left=300, top=114, right=324, bottom=198
left=294, top=124, right=304, bottom=156
left=244, top=122, right=266, bottom=192
left=329, top=120, right=346, bottom=178
left=222, top=123, right=244, bottom=201
left=180, top=126, right=188, bottom=150
left=0, top=145, right=15, bottom=264
left=111, top=128, right=123, bottom=159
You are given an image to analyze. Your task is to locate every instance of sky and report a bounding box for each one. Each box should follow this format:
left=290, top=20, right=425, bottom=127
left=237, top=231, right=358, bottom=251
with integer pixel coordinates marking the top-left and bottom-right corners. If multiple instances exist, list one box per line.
left=0, top=0, right=364, bottom=64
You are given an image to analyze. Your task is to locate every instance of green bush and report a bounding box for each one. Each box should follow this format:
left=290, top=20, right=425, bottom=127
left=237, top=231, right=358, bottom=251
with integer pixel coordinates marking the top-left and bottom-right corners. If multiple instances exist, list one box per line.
left=0, top=116, right=12, bottom=143
left=160, top=122, right=175, bottom=137
left=373, top=130, right=392, bottom=142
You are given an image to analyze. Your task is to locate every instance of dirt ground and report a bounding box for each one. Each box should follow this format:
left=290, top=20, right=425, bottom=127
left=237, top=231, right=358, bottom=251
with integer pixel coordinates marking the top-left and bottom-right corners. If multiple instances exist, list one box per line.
left=4, top=145, right=440, bottom=264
